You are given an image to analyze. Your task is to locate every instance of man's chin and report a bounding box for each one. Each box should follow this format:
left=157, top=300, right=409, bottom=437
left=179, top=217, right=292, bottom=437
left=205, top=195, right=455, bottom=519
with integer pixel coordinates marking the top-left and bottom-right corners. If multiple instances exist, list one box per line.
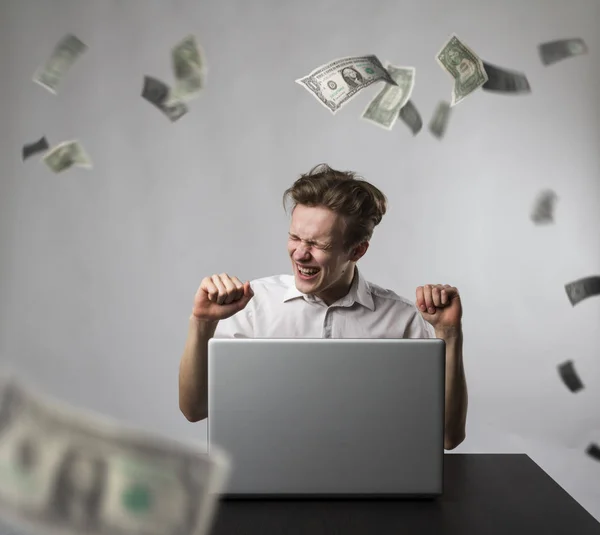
left=294, top=274, right=319, bottom=293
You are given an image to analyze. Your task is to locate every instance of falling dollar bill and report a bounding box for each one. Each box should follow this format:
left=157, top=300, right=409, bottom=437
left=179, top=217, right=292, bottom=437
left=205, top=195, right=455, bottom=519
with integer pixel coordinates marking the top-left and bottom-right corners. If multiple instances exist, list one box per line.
left=361, top=64, right=415, bottom=130
left=22, top=137, right=50, bottom=161
left=142, top=76, right=188, bottom=122
left=33, top=34, right=87, bottom=94
left=436, top=34, right=488, bottom=106
left=538, top=38, right=588, bottom=66
left=428, top=101, right=452, bottom=139
left=530, top=189, right=558, bottom=224
left=586, top=443, right=600, bottom=462
left=165, top=35, right=207, bottom=106
left=43, top=141, right=92, bottom=173
left=296, top=55, right=397, bottom=114
left=557, top=360, right=584, bottom=393
left=564, top=276, right=600, bottom=307
left=482, top=62, right=531, bottom=94
left=399, top=100, right=422, bottom=135
left=0, top=376, right=230, bottom=535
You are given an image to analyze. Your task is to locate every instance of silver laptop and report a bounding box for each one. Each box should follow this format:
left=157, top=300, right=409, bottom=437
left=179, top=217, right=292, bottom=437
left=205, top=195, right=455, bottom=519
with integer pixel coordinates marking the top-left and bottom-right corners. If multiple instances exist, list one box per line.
left=207, top=338, right=445, bottom=498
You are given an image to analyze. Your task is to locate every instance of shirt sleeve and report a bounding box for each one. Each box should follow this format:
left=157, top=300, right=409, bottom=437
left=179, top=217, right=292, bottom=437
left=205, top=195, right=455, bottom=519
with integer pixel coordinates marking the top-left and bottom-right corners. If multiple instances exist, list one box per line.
left=212, top=301, right=255, bottom=339
left=404, top=309, right=436, bottom=339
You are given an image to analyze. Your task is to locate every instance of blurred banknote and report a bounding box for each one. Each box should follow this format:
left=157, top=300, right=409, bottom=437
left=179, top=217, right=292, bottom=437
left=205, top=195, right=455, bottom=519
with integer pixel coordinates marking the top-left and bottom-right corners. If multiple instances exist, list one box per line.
left=399, top=100, right=422, bottom=135
left=564, top=276, right=600, bottom=307
left=361, top=64, right=415, bottom=130
left=538, top=38, right=588, bottom=66
left=33, top=34, right=87, bottom=94
left=437, top=34, right=488, bottom=106
left=296, top=55, right=397, bottom=114
left=43, top=141, right=92, bottom=173
left=482, top=62, right=531, bottom=94
left=530, top=189, right=558, bottom=224
left=428, top=101, right=452, bottom=139
left=557, top=360, right=584, bottom=392
left=586, top=443, right=600, bottom=462
left=0, top=376, right=230, bottom=535
left=142, top=76, right=188, bottom=122
left=22, top=137, right=50, bottom=161
left=165, top=35, right=206, bottom=106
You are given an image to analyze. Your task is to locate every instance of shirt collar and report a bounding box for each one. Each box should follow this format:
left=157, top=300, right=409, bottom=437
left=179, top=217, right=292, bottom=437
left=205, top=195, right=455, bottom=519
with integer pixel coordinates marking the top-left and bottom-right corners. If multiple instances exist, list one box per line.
left=283, top=266, right=375, bottom=310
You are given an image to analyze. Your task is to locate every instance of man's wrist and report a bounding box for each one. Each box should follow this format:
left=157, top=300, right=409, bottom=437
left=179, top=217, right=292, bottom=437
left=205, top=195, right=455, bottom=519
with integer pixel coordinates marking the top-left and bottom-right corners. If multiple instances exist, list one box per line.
left=434, top=324, right=463, bottom=341
left=189, top=314, right=218, bottom=335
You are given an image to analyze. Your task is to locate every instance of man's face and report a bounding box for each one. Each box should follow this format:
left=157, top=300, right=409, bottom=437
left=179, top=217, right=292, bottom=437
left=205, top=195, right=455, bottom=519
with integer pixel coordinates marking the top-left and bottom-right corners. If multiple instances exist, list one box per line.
left=287, top=204, right=360, bottom=301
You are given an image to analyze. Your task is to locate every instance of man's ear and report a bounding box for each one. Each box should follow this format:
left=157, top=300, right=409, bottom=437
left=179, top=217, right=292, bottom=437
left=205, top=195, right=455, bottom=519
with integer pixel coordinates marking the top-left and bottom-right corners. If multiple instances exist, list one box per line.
left=350, top=241, right=369, bottom=262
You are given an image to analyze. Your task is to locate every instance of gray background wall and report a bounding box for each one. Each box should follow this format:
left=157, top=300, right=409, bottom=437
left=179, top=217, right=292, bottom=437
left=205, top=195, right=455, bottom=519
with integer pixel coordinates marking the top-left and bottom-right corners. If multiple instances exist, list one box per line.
left=1, top=0, right=599, bottom=521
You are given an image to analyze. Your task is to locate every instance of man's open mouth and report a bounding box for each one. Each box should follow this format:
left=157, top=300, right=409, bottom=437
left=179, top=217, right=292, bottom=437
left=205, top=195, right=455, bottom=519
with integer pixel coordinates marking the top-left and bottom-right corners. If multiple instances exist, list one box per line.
left=297, top=265, right=320, bottom=279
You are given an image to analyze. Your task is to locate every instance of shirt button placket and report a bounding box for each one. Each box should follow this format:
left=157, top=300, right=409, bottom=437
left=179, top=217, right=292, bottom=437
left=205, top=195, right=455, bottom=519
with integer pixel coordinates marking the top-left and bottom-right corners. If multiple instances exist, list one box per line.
left=323, top=309, right=333, bottom=338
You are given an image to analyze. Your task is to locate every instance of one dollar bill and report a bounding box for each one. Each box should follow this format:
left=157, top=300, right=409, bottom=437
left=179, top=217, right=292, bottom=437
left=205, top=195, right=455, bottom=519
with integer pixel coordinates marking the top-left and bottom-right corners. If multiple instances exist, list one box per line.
left=43, top=141, right=92, bottom=173
left=165, top=35, right=207, bottom=106
left=436, top=34, right=488, bottom=106
left=296, top=55, right=397, bottom=114
left=0, top=376, right=230, bottom=535
left=538, top=38, right=588, bottom=66
left=399, top=100, right=423, bottom=135
left=33, top=34, right=87, bottom=94
left=361, top=64, right=415, bottom=130
left=564, top=276, right=600, bottom=307
left=557, top=360, right=584, bottom=393
left=428, top=101, right=451, bottom=139
left=23, top=137, right=50, bottom=161
left=482, top=62, right=531, bottom=94
left=530, top=189, right=557, bottom=224
left=586, top=444, right=600, bottom=462
left=142, top=76, right=188, bottom=122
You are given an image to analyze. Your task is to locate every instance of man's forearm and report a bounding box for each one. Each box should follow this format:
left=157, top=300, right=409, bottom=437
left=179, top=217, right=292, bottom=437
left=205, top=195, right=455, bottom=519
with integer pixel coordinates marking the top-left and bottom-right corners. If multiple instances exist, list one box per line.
left=178, top=316, right=218, bottom=422
left=436, top=328, right=468, bottom=450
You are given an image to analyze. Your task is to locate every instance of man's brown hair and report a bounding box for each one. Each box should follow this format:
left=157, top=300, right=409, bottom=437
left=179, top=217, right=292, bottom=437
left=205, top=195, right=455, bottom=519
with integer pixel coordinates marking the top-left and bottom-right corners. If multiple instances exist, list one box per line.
left=282, top=164, right=387, bottom=253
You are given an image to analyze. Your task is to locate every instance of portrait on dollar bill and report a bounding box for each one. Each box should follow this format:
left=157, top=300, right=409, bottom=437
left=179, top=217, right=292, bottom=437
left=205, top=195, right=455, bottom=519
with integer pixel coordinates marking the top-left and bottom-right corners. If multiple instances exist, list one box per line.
left=49, top=449, right=107, bottom=529
left=340, top=67, right=364, bottom=88
left=444, top=47, right=477, bottom=81
left=440, top=41, right=486, bottom=102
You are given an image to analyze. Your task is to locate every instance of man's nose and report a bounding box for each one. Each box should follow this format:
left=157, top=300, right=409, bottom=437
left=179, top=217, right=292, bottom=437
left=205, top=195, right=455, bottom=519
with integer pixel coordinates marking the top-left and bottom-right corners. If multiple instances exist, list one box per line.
left=293, top=244, right=311, bottom=259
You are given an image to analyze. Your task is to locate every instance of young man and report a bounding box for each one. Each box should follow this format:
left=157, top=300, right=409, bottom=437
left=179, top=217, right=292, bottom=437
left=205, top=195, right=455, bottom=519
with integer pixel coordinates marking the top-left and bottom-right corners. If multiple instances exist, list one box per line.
left=179, top=164, right=468, bottom=450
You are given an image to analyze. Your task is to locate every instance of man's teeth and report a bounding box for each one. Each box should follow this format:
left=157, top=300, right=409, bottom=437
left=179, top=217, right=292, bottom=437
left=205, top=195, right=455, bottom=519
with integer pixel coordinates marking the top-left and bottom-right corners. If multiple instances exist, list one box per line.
left=299, top=266, right=319, bottom=275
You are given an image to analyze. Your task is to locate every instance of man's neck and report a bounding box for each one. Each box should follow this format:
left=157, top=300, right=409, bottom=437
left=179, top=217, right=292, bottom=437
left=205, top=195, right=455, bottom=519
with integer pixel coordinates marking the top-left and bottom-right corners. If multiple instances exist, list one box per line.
left=318, top=265, right=357, bottom=306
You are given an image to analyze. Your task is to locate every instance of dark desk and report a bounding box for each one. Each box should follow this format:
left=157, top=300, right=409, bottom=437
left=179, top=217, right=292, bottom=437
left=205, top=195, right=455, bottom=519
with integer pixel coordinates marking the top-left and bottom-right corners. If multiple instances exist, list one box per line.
left=211, top=454, right=600, bottom=535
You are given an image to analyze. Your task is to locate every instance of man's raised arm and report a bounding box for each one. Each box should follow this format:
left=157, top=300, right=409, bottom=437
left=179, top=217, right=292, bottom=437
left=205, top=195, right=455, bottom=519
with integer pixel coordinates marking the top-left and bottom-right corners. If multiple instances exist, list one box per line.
left=178, top=274, right=254, bottom=422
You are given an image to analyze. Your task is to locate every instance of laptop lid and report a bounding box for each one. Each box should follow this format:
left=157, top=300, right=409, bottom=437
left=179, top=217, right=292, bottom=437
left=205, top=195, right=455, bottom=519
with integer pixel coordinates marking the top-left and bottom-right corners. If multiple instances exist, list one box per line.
left=208, top=338, right=445, bottom=497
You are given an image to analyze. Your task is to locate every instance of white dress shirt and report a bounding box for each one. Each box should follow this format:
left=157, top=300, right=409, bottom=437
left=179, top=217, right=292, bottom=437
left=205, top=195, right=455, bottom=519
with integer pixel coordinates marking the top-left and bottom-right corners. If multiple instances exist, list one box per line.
left=213, top=267, right=435, bottom=339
